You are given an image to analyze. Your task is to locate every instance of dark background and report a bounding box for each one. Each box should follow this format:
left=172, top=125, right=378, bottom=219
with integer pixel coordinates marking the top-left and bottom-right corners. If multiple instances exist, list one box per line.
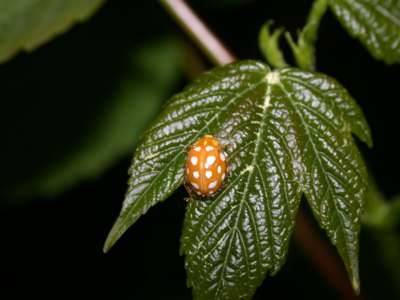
left=0, top=0, right=399, bottom=299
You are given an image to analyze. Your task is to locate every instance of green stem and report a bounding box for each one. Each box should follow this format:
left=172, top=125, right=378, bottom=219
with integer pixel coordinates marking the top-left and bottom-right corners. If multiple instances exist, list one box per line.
left=363, top=175, right=400, bottom=229
left=159, top=0, right=235, bottom=66
left=303, top=0, right=329, bottom=46
left=286, top=0, right=328, bottom=70
left=258, top=21, right=288, bottom=68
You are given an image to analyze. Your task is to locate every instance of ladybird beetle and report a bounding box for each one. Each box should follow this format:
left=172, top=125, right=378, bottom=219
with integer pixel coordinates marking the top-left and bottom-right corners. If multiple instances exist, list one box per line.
left=185, top=134, right=228, bottom=197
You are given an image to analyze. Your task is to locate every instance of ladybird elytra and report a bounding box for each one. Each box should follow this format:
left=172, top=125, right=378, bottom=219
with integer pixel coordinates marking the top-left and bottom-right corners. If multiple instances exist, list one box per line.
left=185, top=134, right=228, bottom=197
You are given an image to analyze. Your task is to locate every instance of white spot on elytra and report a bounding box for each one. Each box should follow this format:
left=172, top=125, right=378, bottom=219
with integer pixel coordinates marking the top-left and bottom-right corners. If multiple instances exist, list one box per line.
left=217, top=165, right=222, bottom=174
left=191, top=156, right=198, bottom=166
left=205, top=155, right=216, bottom=168
left=222, top=173, right=226, bottom=181
left=193, top=171, right=200, bottom=179
left=205, top=170, right=213, bottom=178
left=266, top=71, right=280, bottom=85
left=194, top=146, right=201, bottom=152
left=220, top=152, right=226, bottom=161
left=208, top=180, right=217, bottom=189
left=205, top=145, right=214, bottom=152
left=191, top=182, right=199, bottom=189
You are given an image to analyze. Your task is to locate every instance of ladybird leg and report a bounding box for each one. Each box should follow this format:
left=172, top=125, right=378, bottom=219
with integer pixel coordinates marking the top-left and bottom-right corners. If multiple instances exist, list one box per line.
left=184, top=182, right=199, bottom=199
left=183, top=182, right=192, bottom=195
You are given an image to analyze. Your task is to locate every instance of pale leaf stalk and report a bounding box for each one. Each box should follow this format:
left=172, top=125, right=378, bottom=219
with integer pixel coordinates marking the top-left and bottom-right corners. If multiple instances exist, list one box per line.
left=159, top=0, right=235, bottom=65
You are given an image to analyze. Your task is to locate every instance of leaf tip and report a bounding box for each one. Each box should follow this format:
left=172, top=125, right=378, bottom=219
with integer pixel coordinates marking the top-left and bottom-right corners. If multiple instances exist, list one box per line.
left=103, top=218, right=125, bottom=253
left=347, top=258, right=361, bottom=295
left=351, top=276, right=360, bottom=295
left=103, top=232, right=115, bottom=254
left=366, top=137, right=373, bottom=149
left=359, top=126, right=373, bottom=148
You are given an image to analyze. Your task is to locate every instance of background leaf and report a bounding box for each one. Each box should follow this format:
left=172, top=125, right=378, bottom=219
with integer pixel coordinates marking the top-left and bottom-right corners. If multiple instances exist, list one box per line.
left=0, top=0, right=105, bottom=63
left=0, top=37, right=183, bottom=200
left=105, top=60, right=370, bottom=299
left=329, top=0, right=400, bottom=64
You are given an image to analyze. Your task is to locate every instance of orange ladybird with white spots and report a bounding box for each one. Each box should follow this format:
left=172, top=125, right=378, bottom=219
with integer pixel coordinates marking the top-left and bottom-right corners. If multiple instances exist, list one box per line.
left=185, top=135, right=228, bottom=197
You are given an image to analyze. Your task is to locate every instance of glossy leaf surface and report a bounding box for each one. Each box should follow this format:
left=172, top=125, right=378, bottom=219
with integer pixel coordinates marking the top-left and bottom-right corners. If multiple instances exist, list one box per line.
left=0, top=0, right=104, bottom=63
left=329, top=0, right=400, bottom=64
left=105, top=60, right=371, bottom=299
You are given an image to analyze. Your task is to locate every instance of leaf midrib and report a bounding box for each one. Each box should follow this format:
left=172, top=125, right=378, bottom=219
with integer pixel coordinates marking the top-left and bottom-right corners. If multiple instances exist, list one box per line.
left=215, top=79, right=272, bottom=298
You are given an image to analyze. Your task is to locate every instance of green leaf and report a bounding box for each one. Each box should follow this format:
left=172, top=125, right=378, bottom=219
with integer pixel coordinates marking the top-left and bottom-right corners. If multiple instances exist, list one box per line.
left=0, top=0, right=104, bottom=63
left=329, top=0, right=400, bottom=64
left=285, top=0, right=328, bottom=70
left=105, top=60, right=371, bottom=297
left=2, top=37, right=182, bottom=199
left=181, top=67, right=304, bottom=299
left=258, top=21, right=288, bottom=68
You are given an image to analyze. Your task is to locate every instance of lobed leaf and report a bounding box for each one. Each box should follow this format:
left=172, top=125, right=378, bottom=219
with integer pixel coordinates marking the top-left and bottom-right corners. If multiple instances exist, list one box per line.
left=329, top=0, right=400, bottom=64
left=104, top=61, right=272, bottom=251
left=0, top=0, right=104, bottom=63
left=105, top=60, right=371, bottom=299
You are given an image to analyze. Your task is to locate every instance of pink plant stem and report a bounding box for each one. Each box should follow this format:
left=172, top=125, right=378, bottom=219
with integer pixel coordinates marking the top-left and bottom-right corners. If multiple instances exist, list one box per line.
left=295, top=212, right=362, bottom=300
left=160, top=0, right=235, bottom=65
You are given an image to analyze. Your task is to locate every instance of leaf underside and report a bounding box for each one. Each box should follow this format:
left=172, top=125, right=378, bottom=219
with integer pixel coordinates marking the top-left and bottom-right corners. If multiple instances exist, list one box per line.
left=0, top=0, right=105, bottom=63
left=329, top=0, right=400, bottom=64
left=105, top=60, right=371, bottom=299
